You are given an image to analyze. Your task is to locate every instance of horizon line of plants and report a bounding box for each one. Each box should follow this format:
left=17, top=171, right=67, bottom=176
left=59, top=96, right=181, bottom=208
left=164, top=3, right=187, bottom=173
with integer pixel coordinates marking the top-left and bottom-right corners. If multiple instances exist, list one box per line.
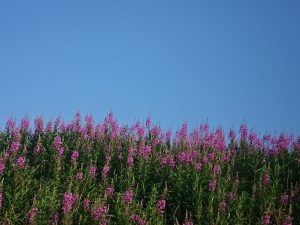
left=0, top=112, right=299, bottom=225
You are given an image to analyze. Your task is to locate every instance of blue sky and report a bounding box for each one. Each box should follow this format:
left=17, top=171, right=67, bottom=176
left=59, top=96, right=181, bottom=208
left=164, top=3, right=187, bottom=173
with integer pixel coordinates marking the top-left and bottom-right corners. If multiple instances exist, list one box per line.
left=0, top=1, right=299, bottom=135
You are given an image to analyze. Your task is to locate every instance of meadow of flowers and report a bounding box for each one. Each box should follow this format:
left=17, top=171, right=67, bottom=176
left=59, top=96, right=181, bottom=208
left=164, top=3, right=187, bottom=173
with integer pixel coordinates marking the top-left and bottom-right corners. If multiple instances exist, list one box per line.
left=0, top=112, right=299, bottom=225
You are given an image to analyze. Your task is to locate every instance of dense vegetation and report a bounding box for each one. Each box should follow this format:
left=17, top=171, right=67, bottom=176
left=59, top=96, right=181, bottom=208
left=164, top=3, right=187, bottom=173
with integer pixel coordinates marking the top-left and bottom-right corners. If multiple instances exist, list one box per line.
left=0, top=113, right=299, bottom=224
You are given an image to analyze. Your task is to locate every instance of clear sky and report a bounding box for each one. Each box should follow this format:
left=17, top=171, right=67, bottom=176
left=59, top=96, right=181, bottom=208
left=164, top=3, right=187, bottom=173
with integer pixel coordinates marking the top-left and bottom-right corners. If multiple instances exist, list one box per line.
left=0, top=1, right=299, bottom=135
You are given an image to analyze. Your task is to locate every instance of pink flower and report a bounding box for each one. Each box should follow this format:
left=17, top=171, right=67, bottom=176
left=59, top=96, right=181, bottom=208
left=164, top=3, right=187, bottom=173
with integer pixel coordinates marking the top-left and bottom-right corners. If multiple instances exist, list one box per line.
left=16, top=155, right=26, bottom=168
left=209, top=179, right=217, bottom=191
left=27, top=207, right=39, bottom=224
left=239, top=124, right=248, bottom=140
left=89, top=165, right=97, bottom=177
left=91, top=205, right=109, bottom=221
left=53, top=136, right=62, bottom=149
left=102, top=165, right=110, bottom=176
left=160, top=155, right=175, bottom=167
left=131, top=214, right=147, bottom=225
left=213, top=165, right=221, bottom=176
left=127, top=156, right=134, bottom=167
left=83, top=198, right=90, bottom=211
left=229, top=129, right=236, bottom=140
left=124, top=190, right=133, bottom=204
left=183, top=220, right=193, bottom=225
left=57, top=146, right=64, bottom=157
left=282, top=216, right=292, bottom=225
left=21, top=117, right=30, bottom=132
left=262, top=173, right=270, bottom=186
left=106, top=186, right=115, bottom=197
left=262, top=213, right=271, bottom=224
left=76, top=171, right=84, bottom=180
left=156, top=199, right=166, bottom=213
left=0, top=161, right=5, bottom=175
left=228, top=191, right=235, bottom=202
left=0, top=192, right=2, bottom=209
left=10, top=141, right=20, bottom=153
left=219, top=200, right=226, bottom=211
left=62, top=192, right=78, bottom=214
left=280, top=193, right=289, bottom=206
left=49, top=213, right=58, bottom=225
left=6, top=118, right=16, bottom=130
left=71, top=150, right=79, bottom=162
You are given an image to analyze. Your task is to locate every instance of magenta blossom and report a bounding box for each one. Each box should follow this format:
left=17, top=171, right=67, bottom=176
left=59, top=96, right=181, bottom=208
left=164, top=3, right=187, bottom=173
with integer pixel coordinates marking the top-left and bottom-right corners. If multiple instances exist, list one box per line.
left=89, top=165, right=97, bottom=177
left=27, top=207, right=39, bottom=224
left=106, top=186, right=115, bottom=197
left=262, top=173, right=270, bottom=186
left=16, top=155, right=26, bottom=168
left=102, top=164, right=110, bottom=176
left=91, top=205, right=109, bottom=221
left=76, top=171, right=84, bottom=180
left=62, top=192, right=78, bottom=214
left=219, top=200, right=226, bottom=211
left=10, top=141, right=20, bottom=153
left=83, top=198, right=90, bottom=211
left=71, top=150, right=79, bottom=162
left=209, top=179, right=217, bottom=191
left=262, top=213, right=271, bottom=224
left=0, top=192, right=2, bottom=209
left=124, top=190, right=133, bottom=204
left=156, top=199, right=166, bottom=213
left=0, top=161, right=5, bottom=175
left=49, top=213, right=58, bottom=225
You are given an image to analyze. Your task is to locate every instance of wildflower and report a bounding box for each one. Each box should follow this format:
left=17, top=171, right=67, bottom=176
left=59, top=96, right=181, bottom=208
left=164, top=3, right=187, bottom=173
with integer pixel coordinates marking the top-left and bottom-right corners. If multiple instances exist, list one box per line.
left=9, top=141, right=20, bottom=153
left=91, top=205, right=109, bottom=221
left=53, top=136, right=62, bottom=149
left=156, top=199, right=166, bottom=213
left=16, top=155, right=26, bottom=168
left=193, top=162, right=202, bottom=171
left=49, top=213, right=59, bottom=225
left=0, top=192, right=2, bottom=209
left=160, top=155, right=175, bottom=167
left=33, top=142, right=42, bottom=155
left=105, top=186, right=115, bottom=197
left=213, top=165, right=221, bottom=176
left=34, top=116, right=44, bottom=134
left=45, top=120, right=53, bottom=133
left=21, top=117, right=30, bottom=132
left=229, top=129, right=236, bottom=140
left=89, top=165, right=97, bottom=177
left=27, top=207, right=39, bottom=224
left=183, top=220, right=193, bottom=225
left=124, top=190, right=133, bottom=204
left=209, top=179, right=217, bottom=191
left=219, top=200, right=226, bottom=211
left=146, top=116, right=151, bottom=127
left=57, top=146, right=64, bottom=157
left=262, top=173, right=270, bottom=186
left=127, top=156, right=134, bottom=167
left=71, top=150, right=79, bottom=162
left=0, top=161, right=5, bottom=175
left=6, top=118, right=16, bottom=130
left=102, top=165, right=110, bottom=176
left=239, top=124, right=248, bottom=140
left=83, top=198, right=90, bottom=211
left=228, top=191, right=235, bottom=202
left=62, top=192, right=78, bottom=214
left=282, top=216, right=292, bottom=225
left=280, top=193, right=289, bottom=206
left=131, top=214, right=147, bottom=225
left=262, top=213, right=271, bottom=224
left=76, top=171, right=84, bottom=181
